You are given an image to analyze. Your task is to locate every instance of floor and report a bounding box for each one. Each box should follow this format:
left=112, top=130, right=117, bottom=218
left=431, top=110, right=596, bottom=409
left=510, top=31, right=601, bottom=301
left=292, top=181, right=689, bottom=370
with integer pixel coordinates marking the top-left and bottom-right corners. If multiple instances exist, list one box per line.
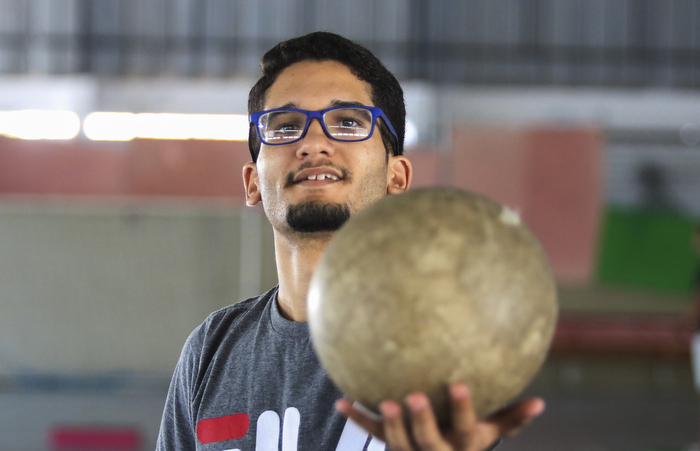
left=500, top=393, right=698, bottom=451
left=0, top=361, right=696, bottom=451
left=2, top=283, right=697, bottom=451
left=0, top=389, right=167, bottom=451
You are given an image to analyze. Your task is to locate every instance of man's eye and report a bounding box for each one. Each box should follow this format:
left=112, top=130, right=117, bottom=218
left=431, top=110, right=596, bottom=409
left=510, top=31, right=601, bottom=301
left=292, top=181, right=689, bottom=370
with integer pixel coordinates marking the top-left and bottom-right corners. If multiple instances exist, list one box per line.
left=339, top=118, right=360, bottom=128
left=276, top=123, right=302, bottom=133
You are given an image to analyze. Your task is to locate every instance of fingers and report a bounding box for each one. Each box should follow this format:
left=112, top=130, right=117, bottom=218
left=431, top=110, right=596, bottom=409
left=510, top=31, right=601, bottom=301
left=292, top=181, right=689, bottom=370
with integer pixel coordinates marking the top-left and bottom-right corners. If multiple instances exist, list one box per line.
left=336, top=395, right=450, bottom=451
left=487, top=397, right=545, bottom=438
left=403, top=393, right=449, bottom=451
left=448, top=383, right=502, bottom=451
left=336, top=388, right=546, bottom=451
left=380, top=400, right=415, bottom=450
left=448, top=384, right=479, bottom=449
left=449, top=383, right=476, bottom=437
left=334, top=398, right=385, bottom=439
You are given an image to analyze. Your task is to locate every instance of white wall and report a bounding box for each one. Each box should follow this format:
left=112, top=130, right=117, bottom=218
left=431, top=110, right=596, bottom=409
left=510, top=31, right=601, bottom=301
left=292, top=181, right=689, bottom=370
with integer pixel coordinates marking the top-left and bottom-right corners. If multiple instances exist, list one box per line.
left=0, top=201, right=277, bottom=376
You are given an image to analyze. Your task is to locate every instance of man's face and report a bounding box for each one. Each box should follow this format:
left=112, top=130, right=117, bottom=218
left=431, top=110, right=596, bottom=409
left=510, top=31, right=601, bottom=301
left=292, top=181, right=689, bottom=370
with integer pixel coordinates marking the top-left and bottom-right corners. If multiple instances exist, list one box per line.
left=244, top=60, right=408, bottom=236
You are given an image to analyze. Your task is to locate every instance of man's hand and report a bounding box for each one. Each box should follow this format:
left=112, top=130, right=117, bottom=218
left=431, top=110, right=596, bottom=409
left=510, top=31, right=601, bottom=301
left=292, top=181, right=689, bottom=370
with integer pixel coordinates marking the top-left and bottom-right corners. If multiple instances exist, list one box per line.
left=335, top=383, right=545, bottom=451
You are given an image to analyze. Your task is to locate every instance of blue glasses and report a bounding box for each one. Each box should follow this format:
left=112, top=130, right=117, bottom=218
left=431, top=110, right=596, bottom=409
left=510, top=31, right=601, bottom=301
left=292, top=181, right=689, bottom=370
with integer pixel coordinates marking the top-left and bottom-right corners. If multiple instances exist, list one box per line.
left=250, top=105, right=398, bottom=146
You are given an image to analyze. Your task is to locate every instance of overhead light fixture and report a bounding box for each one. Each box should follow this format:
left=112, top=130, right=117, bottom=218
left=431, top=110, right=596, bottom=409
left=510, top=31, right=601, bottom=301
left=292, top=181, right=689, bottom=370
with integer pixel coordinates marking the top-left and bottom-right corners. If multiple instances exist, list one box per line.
left=84, top=112, right=249, bottom=141
left=0, top=110, right=81, bottom=140
left=83, top=112, right=136, bottom=141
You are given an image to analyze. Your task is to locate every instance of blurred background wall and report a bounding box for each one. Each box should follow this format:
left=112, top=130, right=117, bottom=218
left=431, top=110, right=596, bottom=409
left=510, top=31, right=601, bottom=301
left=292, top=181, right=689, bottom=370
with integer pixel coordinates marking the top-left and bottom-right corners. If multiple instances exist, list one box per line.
left=1, top=1, right=700, bottom=450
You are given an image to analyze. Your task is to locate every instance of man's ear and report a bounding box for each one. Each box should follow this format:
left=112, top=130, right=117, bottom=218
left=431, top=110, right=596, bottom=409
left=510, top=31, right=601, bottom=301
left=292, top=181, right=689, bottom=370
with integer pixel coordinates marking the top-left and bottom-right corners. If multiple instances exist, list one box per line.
left=386, top=155, right=412, bottom=195
left=242, top=162, right=262, bottom=206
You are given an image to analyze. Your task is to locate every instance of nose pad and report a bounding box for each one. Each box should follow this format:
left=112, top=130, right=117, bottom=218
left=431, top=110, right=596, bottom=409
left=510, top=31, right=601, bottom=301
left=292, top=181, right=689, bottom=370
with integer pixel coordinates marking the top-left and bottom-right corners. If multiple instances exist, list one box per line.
left=305, top=117, right=327, bottom=138
left=297, top=117, right=333, bottom=158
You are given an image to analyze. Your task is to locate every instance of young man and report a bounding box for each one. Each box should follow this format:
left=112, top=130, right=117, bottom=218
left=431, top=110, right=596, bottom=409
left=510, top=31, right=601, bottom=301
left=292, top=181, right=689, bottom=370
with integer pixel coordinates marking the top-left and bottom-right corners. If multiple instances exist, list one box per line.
left=157, top=32, right=544, bottom=451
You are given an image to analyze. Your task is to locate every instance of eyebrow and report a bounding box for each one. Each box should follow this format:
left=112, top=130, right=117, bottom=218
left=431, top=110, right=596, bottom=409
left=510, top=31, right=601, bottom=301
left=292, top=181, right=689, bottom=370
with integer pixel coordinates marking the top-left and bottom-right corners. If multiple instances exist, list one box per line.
left=276, top=100, right=368, bottom=110
left=330, top=100, right=366, bottom=108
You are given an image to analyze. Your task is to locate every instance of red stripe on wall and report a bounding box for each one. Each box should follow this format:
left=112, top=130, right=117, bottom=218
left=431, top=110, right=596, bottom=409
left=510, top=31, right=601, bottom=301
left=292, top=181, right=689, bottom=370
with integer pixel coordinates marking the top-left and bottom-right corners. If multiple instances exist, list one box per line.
left=49, top=427, right=141, bottom=450
left=553, top=316, right=692, bottom=355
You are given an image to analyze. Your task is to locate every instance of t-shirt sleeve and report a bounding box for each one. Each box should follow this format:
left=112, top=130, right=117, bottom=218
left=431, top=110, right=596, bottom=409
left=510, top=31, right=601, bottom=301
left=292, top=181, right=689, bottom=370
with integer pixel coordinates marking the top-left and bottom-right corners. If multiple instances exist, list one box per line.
left=156, top=326, right=204, bottom=451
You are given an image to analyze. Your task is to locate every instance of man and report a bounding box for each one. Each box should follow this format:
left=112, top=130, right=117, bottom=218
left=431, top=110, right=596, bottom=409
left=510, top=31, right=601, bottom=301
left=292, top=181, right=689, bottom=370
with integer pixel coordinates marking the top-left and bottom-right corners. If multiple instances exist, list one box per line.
left=157, top=31, right=544, bottom=451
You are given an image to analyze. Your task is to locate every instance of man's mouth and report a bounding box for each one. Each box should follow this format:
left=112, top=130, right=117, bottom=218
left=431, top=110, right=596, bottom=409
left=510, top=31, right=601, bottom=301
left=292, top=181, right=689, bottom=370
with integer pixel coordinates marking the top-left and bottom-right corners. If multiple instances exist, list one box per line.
left=291, top=166, right=346, bottom=185
left=301, top=173, right=340, bottom=181
left=284, top=163, right=351, bottom=188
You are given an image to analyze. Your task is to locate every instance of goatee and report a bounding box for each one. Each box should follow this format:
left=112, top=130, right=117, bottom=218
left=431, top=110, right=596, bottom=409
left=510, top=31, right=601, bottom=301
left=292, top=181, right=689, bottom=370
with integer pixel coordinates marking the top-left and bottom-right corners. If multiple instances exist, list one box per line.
left=286, top=201, right=351, bottom=233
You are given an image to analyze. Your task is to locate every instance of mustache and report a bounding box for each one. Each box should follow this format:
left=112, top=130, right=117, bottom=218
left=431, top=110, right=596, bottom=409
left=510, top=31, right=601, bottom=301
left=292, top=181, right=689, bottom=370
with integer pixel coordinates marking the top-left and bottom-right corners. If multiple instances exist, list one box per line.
left=283, top=160, right=352, bottom=188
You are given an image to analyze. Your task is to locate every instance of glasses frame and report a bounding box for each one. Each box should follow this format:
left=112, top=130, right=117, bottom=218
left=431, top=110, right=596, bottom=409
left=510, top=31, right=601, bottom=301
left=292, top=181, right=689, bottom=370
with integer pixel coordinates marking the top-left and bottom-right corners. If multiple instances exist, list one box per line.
left=249, top=105, right=398, bottom=147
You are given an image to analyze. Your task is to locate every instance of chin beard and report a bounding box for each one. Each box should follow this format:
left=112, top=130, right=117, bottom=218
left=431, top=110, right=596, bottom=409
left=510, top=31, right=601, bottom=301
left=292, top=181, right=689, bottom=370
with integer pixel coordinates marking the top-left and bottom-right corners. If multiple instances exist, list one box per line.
left=286, top=201, right=351, bottom=233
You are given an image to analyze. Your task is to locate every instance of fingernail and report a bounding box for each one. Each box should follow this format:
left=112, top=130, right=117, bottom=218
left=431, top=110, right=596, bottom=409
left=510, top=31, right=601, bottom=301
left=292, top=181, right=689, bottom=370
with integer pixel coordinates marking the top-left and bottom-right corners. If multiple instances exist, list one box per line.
left=532, top=399, right=546, bottom=416
left=450, top=383, right=469, bottom=399
left=406, top=393, right=429, bottom=412
left=380, top=400, right=401, bottom=418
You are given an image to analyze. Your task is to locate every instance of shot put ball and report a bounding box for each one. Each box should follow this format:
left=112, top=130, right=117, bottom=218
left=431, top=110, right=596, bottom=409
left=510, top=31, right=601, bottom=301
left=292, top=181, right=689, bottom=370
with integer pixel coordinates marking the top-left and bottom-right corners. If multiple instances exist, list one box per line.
left=307, top=187, right=558, bottom=425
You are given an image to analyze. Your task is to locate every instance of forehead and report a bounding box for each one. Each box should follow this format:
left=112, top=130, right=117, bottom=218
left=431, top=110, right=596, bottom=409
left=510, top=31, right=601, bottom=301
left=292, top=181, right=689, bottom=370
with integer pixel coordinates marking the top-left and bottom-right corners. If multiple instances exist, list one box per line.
left=264, top=60, right=374, bottom=110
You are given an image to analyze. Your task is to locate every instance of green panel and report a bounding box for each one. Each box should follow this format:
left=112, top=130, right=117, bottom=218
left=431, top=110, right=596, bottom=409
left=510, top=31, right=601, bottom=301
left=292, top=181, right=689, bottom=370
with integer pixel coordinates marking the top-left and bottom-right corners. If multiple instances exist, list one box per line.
left=596, top=206, right=699, bottom=296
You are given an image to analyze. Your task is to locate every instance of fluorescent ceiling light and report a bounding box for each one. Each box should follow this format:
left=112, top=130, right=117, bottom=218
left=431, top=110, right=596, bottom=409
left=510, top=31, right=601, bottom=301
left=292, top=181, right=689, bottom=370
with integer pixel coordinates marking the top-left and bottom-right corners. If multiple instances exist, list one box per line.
left=84, top=112, right=249, bottom=141
left=83, top=112, right=136, bottom=141
left=0, top=110, right=80, bottom=140
left=1, top=110, right=405, bottom=144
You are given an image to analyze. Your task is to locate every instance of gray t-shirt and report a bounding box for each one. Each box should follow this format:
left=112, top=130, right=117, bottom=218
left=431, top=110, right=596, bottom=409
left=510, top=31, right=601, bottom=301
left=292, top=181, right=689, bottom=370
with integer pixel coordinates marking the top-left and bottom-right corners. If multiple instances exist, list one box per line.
left=156, top=286, right=386, bottom=450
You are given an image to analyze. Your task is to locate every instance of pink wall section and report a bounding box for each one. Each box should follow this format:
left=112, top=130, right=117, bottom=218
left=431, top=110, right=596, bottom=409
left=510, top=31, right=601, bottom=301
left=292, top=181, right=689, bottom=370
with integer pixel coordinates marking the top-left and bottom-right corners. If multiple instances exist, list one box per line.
left=0, top=126, right=603, bottom=282
left=0, top=138, right=128, bottom=196
left=450, top=126, right=603, bottom=283
left=403, top=148, right=440, bottom=189
left=128, top=139, right=250, bottom=198
left=0, top=137, right=251, bottom=200
left=525, top=129, right=603, bottom=283
left=450, top=127, right=530, bottom=209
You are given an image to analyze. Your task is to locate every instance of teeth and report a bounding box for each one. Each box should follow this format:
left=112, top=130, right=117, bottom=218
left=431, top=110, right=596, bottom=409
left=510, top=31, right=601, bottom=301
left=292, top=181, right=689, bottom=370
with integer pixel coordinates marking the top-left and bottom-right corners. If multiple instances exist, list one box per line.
left=305, top=174, right=339, bottom=181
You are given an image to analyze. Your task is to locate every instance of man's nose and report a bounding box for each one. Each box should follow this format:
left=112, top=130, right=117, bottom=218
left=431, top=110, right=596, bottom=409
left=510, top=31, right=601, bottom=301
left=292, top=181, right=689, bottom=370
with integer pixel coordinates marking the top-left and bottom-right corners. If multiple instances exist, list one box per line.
left=296, top=118, right=335, bottom=159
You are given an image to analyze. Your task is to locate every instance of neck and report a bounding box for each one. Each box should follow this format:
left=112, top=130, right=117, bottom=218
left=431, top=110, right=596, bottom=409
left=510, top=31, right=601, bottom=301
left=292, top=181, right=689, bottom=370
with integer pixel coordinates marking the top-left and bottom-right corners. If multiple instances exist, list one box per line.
left=273, top=229, right=334, bottom=322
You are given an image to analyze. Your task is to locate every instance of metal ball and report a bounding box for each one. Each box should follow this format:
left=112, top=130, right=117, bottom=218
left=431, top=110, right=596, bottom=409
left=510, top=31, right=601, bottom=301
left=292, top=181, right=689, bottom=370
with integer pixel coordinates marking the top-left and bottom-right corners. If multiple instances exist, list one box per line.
left=308, top=187, right=558, bottom=425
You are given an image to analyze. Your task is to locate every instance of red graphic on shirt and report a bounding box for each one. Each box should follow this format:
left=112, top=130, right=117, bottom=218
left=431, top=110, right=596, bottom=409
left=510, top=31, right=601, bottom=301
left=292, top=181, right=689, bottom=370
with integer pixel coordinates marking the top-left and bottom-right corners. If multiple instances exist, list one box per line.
left=196, top=413, right=250, bottom=444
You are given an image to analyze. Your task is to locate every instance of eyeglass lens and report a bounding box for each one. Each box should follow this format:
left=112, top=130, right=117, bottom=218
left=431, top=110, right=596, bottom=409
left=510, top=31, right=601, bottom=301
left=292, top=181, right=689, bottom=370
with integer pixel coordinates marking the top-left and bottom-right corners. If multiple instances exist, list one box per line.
left=259, top=107, right=373, bottom=144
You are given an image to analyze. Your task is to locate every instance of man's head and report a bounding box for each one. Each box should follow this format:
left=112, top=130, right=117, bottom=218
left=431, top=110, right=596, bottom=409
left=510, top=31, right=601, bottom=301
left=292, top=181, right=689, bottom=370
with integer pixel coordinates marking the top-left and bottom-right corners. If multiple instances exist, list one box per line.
left=247, top=31, right=405, bottom=161
left=243, top=34, right=412, bottom=238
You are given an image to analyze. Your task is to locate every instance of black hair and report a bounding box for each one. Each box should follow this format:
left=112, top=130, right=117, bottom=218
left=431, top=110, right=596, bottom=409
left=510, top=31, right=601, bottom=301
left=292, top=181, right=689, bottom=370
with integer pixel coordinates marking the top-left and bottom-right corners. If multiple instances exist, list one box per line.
left=247, top=31, right=405, bottom=161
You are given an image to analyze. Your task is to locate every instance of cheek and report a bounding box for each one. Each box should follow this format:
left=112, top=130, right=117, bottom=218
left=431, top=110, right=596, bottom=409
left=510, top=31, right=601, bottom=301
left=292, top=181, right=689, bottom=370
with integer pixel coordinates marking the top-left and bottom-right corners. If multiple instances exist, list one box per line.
left=353, top=151, right=389, bottom=201
left=354, top=134, right=388, bottom=165
left=253, top=165, right=280, bottom=205
left=255, top=154, right=283, bottom=188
